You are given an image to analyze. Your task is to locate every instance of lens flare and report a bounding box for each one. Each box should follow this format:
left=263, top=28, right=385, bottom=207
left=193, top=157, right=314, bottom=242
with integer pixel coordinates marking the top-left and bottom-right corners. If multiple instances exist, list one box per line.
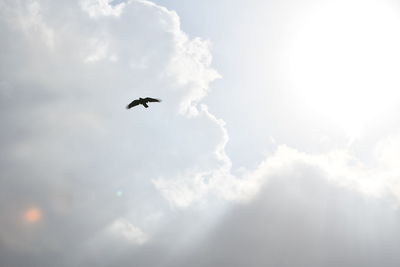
left=24, top=207, right=42, bottom=223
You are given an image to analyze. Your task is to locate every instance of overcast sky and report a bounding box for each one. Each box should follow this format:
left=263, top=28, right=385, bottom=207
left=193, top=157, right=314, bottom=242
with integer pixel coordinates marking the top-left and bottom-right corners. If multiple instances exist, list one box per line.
left=1, top=0, right=400, bottom=266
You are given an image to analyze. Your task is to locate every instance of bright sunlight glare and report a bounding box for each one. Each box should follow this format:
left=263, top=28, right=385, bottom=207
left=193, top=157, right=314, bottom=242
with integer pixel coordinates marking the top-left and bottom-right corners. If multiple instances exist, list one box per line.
left=288, top=0, right=400, bottom=139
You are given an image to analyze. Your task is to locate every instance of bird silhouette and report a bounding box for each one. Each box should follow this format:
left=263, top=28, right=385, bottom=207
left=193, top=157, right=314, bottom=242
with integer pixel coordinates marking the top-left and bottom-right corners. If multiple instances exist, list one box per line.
left=126, top=97, right=161, bottom=109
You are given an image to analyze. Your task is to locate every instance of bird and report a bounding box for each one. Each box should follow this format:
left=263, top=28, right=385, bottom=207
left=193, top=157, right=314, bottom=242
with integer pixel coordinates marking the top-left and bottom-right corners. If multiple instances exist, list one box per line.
left=126, top=97, right=161, bottom=109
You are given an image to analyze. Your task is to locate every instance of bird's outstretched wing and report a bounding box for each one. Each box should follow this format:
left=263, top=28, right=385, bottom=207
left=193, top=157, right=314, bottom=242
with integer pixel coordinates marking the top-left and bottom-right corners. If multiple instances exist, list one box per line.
left=144, top=97, right=161, bottom=103
left=126, top=99, right=141, bottom=109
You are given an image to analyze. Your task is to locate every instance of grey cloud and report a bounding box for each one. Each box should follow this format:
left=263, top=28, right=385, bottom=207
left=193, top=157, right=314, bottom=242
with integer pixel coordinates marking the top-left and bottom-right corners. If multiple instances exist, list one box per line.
left=69, top=159, right=400, bottom=267
left=172, top=171, right=400, bottom=267
left=0, top=0, right=223, bottom=265
left=2, top=1, right=400, bottom=267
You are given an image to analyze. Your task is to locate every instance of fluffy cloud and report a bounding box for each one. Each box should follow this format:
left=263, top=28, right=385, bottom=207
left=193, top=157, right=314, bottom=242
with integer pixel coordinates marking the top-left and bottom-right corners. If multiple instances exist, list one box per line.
left=0, top=0, right=225, bottom=261
left=71, top=142, right=400, bottom=267
left=168, top=169, right=400, bottom=267
left=80, top=0, right=126, bottom=18
left=1, top=0, right=400, bottom=267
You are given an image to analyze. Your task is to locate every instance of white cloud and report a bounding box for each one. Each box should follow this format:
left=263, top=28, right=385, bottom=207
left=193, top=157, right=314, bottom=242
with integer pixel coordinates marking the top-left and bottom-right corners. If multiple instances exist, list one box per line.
left=84, top=38, right=113, bottom=63
left=155, top=128, right=400, bottom=208
left=0, top=0, right=221, bottom=256
left=1, top=0, right=400, bottom=266
left=167, top=38, right=221, bottom=115
left=80, top=0, right=126, bottom=18
left=375, top=131, right=400, bottom=169
left=0, top=0, right=55, bottom=49
left=107, top=218, right=149, bottom=244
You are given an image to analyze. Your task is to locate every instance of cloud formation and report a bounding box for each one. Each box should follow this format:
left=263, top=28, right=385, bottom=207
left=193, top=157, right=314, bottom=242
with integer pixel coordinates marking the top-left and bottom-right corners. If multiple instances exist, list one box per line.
left=0, top=0, right=225, bottom=260
left=1, top=0, right=400, bottom=267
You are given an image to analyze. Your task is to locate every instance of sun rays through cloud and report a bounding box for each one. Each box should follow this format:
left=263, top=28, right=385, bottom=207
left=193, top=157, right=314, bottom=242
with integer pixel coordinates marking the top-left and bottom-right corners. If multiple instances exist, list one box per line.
left=1, top=0, right=400, bottom=266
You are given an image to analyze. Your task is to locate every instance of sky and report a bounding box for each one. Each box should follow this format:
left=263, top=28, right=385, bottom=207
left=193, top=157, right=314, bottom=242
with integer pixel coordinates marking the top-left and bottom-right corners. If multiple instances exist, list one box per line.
left=1, top=0, right=400, bottom=266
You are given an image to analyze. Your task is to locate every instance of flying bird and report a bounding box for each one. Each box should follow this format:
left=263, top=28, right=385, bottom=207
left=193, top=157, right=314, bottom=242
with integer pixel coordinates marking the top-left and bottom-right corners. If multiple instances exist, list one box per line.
left=126, top=97, right=161, bottom=109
